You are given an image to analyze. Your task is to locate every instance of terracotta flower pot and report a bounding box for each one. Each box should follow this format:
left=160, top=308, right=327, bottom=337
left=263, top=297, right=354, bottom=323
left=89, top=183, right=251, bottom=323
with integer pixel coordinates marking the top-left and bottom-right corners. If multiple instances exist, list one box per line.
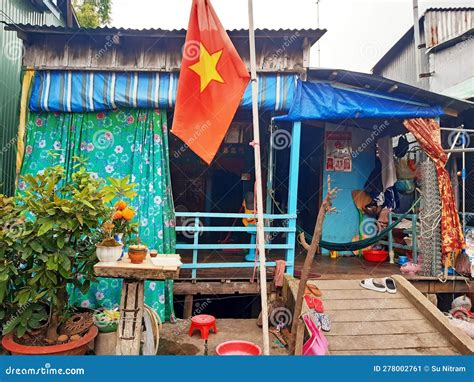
left=2, top=326, right=98, bottom=355
left=128, top=245, right=147, bottom=264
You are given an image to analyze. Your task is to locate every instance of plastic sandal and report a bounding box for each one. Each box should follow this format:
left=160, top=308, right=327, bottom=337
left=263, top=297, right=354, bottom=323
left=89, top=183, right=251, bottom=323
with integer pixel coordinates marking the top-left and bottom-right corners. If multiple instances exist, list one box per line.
left=360, top=278, right=386, bottom=293
left=310, top=311, right=331, bottom=332
left=305, top=283, right=322, bottom=297
left=312, top=297, right=324, bottom=313
left=304, top=295, right=324, bottom=313
left=383, top=277, right=397, bottom=294
left=304, top=295, right=315, bottom=309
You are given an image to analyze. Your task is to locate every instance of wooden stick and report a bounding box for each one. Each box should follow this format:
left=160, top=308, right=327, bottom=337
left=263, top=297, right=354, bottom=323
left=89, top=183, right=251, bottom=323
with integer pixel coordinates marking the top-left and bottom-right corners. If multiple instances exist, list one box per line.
left=248, top=0, right=270, bottom=355
left=288, top=176, right=338, bottom=354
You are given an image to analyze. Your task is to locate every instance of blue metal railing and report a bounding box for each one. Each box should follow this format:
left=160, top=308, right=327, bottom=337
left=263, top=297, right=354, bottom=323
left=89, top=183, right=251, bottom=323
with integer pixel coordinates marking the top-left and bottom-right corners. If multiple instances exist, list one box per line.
left=175, top=212, right=296, bottom=279
left=379, top=212, right=418, bottom=263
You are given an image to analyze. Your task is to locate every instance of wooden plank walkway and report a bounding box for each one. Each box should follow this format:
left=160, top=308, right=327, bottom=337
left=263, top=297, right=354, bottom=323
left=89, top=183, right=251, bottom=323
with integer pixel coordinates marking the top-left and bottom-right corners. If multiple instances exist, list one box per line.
left=284, top=275, right=474, bottom=355
left=175, top=252, right=471, bottom=294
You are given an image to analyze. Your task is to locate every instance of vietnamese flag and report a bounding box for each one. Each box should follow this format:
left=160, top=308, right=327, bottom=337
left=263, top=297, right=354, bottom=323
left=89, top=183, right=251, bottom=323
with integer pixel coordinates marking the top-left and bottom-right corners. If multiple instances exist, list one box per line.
left=171, top=0, right=250, bottom=164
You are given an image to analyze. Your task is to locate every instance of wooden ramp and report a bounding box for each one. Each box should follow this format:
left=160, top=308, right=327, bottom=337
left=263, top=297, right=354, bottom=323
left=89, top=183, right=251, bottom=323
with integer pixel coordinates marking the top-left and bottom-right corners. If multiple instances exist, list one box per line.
left=284, top=275, right=474, bottom=355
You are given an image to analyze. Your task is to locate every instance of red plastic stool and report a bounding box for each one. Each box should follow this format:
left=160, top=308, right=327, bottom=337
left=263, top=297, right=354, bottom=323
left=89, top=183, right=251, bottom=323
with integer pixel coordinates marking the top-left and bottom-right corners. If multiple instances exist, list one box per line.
left=189, top=314, right=217, bottom=340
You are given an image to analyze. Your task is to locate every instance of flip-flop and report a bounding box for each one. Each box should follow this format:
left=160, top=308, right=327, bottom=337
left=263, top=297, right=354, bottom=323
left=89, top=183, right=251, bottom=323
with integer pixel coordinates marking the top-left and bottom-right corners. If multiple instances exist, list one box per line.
left=383, top=277, right=397, bottom=294
left=304, top=294, right=315, bottom=309
left=305, top=283, right=322, bottom=297
left=304, top=295, right=324, bottom=313
left=312, top=297, right=324, bottom=313
left=310, top=311, right=331, bottom=332
left=359, top=278, right=386, bottom=293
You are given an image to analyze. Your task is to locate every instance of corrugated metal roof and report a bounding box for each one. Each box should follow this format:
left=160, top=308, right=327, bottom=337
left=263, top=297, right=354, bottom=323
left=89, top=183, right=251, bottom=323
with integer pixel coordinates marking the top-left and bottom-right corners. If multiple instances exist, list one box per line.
left=3, top=23, right=326, bottom=45
left=425, top=7, right=474, bottom=48
left=425, top=7, right=474, bottom=12
left=373, top=7, right=474, bottom=73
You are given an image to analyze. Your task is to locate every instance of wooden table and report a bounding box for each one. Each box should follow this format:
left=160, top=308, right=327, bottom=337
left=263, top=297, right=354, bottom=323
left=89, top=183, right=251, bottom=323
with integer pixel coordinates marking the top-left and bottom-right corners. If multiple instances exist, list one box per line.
left=94, top=254, right=181, bottom=355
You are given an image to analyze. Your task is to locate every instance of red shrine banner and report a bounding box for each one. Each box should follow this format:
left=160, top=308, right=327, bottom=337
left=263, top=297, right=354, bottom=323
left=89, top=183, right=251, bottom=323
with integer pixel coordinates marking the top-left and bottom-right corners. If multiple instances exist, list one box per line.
left=172, top=0, right=250, bottom=164
left=403, top=118, right=464, bottom=260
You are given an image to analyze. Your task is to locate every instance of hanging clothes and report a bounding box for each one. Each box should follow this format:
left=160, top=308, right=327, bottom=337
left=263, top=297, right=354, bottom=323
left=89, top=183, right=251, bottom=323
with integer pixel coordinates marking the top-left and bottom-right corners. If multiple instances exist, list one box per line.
left=403, top=118, right=464, bottom=259
left=19, top=109, right=177, bottom=322
left=377, top=136, right=397, bottom=191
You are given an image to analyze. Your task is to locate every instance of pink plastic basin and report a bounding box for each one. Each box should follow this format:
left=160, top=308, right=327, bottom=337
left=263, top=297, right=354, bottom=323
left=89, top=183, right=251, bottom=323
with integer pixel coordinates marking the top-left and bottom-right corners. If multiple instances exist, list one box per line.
left=215, top=340, right=262, bottom=356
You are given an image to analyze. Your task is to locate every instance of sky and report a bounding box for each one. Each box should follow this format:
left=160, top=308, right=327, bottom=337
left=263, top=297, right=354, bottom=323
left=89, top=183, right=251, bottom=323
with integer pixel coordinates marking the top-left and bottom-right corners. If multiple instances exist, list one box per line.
left=111, top=0, right=473, bottom=73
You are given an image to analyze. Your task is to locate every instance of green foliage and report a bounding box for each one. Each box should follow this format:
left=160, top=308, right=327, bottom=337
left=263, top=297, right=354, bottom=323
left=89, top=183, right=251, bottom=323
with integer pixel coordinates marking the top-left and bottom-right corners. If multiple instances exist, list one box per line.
left=73, top=0, right=112, bottom=28
left=0, top=166, right=110, bottom=338
left=102, top=175, right=137, bottom=203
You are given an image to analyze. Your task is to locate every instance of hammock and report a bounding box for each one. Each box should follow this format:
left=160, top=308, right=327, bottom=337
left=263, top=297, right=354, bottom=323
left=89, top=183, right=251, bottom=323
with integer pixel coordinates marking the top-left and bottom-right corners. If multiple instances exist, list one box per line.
left=303, top=198, right=420, bottom=252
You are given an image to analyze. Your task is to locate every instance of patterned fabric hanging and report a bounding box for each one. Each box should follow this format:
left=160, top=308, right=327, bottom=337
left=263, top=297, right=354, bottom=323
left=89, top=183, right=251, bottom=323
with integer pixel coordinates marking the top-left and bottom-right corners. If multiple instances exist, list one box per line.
left=20, top=109, right=176, bottom=322
left=403, top=118, right=464, bottom=262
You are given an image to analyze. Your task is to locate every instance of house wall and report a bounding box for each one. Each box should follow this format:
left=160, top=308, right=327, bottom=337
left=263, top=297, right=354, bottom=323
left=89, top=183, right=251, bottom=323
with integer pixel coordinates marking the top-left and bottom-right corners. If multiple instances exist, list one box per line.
left=0, top=0, right=64, bottom=195
left=429, top=37, right=474, bottom=99
left=320, top=124, right=376, bottom=255
left=375, top=9, right=474, bottom=100
left=375, top=28, right=430, bottom=90
left=20, top=31, right=314, bottom=73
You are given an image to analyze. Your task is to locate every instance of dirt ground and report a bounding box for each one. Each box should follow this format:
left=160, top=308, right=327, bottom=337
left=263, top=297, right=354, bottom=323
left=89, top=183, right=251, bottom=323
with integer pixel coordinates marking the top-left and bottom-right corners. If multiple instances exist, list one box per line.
left=158, top=318, right=288, bottom=355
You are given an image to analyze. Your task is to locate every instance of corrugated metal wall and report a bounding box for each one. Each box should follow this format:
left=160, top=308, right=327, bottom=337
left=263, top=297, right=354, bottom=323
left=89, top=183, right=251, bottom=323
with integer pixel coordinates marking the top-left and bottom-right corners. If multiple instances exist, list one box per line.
left=430, top=37, right=474, bottom=96
left=375, top=28, right=430, bottom=90
left=0, top=0, right=64, bottom=195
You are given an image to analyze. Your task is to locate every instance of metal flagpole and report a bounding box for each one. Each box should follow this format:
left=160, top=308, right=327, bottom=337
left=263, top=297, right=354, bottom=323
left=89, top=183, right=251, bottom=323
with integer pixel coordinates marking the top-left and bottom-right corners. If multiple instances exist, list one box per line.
left=247, top=0, right=270, bottom=355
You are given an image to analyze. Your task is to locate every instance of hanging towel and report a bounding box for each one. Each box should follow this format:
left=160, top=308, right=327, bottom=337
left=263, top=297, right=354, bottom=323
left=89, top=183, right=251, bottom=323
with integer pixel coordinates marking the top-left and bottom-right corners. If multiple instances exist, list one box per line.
left=378, top=136, right=397, bottom=191
left=273, top=260, right=286, bottom=288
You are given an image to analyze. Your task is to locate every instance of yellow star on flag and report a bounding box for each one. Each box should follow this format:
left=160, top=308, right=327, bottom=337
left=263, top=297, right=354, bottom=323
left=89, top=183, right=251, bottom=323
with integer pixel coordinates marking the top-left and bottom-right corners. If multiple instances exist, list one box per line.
left=189, top=43, right=224, bottom=92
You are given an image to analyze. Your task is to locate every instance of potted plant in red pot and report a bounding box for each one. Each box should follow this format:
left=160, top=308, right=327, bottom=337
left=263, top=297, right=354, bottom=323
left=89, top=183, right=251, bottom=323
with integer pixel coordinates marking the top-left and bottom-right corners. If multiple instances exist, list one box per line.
left=0, top=165, right=110, bottom=355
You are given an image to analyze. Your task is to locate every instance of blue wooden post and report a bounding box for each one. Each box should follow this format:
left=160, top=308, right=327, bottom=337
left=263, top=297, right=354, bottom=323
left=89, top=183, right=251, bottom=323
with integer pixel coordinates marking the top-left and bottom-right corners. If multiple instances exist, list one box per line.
left=265, top=124, right=275, bottom=244
left=191, top=217, right=200, bottom=280
left=286, top=121, right=301, bottom=275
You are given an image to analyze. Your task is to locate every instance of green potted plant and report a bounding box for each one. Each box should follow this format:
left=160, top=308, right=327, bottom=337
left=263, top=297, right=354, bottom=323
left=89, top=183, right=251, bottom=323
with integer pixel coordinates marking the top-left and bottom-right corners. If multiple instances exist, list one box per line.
left=1, top=165, right=110, bottom=355
left=0, top=195, right=50, bottom=353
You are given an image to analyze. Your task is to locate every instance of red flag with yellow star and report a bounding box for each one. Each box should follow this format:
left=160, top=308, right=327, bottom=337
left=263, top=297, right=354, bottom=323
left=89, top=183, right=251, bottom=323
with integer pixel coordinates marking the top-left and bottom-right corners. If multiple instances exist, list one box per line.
left=171, top=0, right=250, bottom=164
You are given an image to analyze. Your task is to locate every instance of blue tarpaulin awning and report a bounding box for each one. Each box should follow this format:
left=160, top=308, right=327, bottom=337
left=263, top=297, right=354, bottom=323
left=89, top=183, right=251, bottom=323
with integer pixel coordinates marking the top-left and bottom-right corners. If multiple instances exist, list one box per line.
left=28, top=71, right=297, bottom=113
left=274, top=80, right=445, bottom=122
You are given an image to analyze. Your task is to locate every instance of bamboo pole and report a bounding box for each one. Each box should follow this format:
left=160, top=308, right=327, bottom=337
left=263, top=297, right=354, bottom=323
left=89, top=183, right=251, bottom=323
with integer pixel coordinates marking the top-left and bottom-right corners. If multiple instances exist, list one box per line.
left=288, top=176, right=337, bottom=354
left=247, top=0, right=270, bottom=355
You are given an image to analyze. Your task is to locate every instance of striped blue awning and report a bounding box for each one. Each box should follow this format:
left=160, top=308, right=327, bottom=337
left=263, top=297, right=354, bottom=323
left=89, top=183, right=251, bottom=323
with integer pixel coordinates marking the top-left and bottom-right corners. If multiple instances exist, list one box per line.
left=29, top=71, right=297, bottom=113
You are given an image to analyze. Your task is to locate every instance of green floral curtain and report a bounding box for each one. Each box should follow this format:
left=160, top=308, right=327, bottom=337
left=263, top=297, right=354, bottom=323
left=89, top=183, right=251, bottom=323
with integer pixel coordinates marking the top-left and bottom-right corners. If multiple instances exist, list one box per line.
left=20, top=109, right=176, bottom=322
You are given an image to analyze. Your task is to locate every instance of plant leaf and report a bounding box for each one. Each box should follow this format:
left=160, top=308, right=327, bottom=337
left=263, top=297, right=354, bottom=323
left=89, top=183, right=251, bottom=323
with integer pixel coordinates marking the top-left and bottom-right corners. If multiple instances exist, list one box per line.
left=38, top=220, right=54, bottom=236
left=29, top=241, right=43, bottom=253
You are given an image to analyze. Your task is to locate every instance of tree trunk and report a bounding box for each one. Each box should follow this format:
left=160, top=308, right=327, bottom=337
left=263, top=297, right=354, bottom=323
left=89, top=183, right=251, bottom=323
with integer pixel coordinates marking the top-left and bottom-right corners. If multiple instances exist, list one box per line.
left=46, top=287, right=67, bottom=342
left=288, top=176, right=337, bottom=354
